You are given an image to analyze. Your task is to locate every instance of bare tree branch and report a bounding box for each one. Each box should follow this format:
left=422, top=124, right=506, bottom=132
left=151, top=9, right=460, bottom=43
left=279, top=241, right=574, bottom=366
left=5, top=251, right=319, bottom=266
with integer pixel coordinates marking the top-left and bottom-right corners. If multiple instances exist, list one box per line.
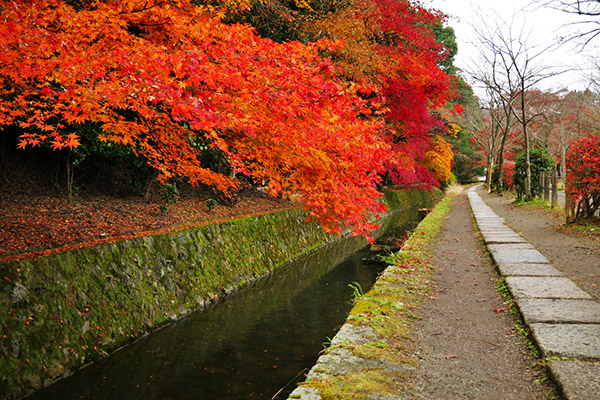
left=533, top=0, right=600, bottom=46
left=466, top=10, right=566, bottom=197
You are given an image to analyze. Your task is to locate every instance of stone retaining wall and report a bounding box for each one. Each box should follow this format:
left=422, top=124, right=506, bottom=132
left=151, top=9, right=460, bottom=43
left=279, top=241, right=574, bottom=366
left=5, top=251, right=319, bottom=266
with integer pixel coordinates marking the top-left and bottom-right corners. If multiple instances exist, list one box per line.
left=0, top=189, right=438, bottom=399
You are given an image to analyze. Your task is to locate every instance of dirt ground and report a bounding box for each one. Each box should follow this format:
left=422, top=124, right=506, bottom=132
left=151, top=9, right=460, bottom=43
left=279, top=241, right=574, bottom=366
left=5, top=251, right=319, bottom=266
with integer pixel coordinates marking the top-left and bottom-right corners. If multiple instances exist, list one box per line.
left=405, top=188, right=552, bottom=399
left=476, top=185, right=600, bottom=301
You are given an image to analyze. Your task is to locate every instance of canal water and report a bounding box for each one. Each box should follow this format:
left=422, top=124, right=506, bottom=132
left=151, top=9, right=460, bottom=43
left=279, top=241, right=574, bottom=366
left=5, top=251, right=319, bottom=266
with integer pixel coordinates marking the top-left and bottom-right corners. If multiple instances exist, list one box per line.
left=26, top=209, right=422, bottom=400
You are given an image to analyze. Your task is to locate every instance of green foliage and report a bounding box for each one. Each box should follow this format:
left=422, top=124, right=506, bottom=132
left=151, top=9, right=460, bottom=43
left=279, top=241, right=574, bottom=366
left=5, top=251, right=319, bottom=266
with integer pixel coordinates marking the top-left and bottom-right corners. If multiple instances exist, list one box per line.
left=447, top=88, right=482, bottom=183
left=160, top=182, right=180, bottom=204
left=206, top=198, right=219, bottom=211
left=348, top=281, right=364, bottom=304
left=513, top=148, right=554, bottom=198
left=450, top=127, right=483, bottom=182
left=432, top=23, right=457, bottom=72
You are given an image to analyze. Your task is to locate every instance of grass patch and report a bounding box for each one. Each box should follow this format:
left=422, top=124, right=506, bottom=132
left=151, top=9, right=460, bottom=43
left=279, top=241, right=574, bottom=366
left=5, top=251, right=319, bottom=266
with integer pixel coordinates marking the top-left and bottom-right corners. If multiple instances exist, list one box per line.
left=561, top=218, right=600, bottom=238
left=513, top=197, right=553, bottom=209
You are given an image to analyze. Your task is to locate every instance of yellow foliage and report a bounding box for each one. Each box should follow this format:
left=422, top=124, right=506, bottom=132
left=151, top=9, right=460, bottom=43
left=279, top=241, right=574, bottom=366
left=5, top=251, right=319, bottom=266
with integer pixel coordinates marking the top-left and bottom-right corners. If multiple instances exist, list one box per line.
left=425, top=135, right=453, bottom=183
left=447, top=122, right=461, bottom=138
left=292, top=0, right=314, bottom=10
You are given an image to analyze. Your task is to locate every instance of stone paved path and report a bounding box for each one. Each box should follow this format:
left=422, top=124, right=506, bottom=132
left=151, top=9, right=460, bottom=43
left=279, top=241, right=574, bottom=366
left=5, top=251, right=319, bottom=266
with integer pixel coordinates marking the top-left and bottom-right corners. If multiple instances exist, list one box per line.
left=468, top=186, right=600, bottom=400
left=406, top=189, right=546, bottom=399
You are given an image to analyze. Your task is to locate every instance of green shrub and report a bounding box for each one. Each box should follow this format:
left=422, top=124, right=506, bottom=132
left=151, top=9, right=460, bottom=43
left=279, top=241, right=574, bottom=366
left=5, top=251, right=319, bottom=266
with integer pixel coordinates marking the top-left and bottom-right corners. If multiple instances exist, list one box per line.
left=513, top=148, right=553, bottom=198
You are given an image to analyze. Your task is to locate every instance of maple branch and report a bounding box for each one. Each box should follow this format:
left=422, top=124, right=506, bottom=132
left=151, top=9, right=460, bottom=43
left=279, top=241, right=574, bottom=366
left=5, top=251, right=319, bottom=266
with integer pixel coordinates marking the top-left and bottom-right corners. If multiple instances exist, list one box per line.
left=119, top=1, right=169, bottom=15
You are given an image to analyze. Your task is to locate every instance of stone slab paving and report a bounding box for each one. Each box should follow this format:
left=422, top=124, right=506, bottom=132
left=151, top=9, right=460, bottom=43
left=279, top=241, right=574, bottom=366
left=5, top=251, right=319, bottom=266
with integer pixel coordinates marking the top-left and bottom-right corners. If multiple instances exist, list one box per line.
left=483, top=237, right=528, bottom=245
left=479, top=227, right=516, bottom=232
left=518, top=298, right=600, bottom=324
left=531, top=323, right=600, bottom=359
left=476, top=220, right=506, bottom=225
left=487, top=243, right=536, bottom=251
left=497, top=262, right=563, bottom=277
left=490, top=248, right=550, bottom=264
left=481, top=235, right=528, bottom=244
left=548, top=361, right=600, bottom=400
left=479, top=229, right=518, bottom=234
left=478, top=225, right=514, bottom=230
left=506, top=277, right=592, bottom=300
left=467, top=187, right=600, bottom=399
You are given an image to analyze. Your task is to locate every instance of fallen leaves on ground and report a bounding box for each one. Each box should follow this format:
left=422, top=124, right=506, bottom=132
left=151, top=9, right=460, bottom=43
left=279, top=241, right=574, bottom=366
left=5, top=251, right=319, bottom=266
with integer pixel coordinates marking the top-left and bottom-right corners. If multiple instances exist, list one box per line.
left=0, top=189, right=293, bottom=262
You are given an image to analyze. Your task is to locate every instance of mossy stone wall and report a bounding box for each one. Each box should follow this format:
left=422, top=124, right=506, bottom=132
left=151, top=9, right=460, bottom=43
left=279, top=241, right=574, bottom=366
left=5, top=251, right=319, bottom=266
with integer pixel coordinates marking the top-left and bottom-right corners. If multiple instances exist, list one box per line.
left=0, top=189, right=439, bottom=399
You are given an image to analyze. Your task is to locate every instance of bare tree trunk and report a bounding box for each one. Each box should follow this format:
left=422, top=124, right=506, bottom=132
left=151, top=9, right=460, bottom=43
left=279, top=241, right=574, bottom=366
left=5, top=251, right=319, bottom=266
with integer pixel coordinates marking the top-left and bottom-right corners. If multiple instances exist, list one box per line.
left=544, top=172, right=550, bottom=201
left=66, top=150, right=74, bottom=204
left=495, top=112, right=513, bottom=193
left=521, top=81, right=532, bottom=199
left=552, top=169, right=558, bottom=208
left=486, top=156, right=494, bottom=190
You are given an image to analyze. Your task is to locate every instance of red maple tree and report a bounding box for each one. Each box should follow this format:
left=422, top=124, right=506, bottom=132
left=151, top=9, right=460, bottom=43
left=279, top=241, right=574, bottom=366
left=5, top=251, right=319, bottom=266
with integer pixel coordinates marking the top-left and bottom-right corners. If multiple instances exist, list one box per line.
left=0, top=0, right=457, bottom=236
left=566, top=134, right=600, bottom=220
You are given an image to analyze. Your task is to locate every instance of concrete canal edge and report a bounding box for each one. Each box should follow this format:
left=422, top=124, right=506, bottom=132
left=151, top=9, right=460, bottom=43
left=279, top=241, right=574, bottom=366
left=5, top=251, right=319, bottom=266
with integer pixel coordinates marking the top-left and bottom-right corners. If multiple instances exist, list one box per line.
left=0, top=188, right=440, bottom=400
left=288, top=191, right=455, bottom=400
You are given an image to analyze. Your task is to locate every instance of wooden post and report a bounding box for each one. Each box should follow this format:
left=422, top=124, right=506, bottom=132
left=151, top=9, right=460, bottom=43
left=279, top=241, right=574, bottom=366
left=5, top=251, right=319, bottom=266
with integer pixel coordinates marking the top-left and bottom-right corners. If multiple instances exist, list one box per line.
left=538, top=173, right=544, bottom=198
left=551, top=169, right=558, bottom=209
left=544, top=171, right=550, bottom=201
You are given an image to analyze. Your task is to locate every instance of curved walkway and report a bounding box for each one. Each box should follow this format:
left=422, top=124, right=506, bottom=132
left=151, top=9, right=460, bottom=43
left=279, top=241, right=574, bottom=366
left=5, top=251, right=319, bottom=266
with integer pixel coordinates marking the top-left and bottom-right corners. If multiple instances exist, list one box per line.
left=467, top=186, right=600, bottom=400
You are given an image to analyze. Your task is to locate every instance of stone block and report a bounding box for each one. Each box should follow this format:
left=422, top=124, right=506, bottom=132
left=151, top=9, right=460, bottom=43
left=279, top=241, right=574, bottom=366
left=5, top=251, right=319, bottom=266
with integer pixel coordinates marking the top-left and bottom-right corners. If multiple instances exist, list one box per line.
left=497, top=263, right=563, bottom=277
left=548, top=360, right=600, bottom=400
left=518, top=298, right=600, bottom=324
left=531, top=323, right=600, bottom=360
left=505, top=276, right=592, bottom=299
left=490, top=248, right=549, bottom=264
left=483, top=235, right=528, bottom=244
left=487, top=243, right=535, bottom=252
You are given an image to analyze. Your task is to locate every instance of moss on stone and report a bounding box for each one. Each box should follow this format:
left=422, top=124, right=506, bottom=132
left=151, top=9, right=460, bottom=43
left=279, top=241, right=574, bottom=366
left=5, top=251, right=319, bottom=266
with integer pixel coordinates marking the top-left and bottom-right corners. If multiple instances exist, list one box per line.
left=306, top=369, right=404, bottom=400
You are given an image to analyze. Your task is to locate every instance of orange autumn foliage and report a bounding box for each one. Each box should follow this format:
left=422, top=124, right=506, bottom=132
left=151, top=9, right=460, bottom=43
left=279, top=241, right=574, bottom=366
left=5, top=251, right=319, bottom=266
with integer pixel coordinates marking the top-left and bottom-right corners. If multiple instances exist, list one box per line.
left=0, top=0, right=392, bottom=234
left=0, top=0, right=457, bottom=235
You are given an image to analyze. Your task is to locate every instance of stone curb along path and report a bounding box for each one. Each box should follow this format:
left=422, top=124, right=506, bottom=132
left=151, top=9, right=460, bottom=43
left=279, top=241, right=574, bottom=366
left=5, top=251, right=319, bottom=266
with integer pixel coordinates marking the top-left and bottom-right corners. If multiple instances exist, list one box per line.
left=467, top=186, right=600, bottom=400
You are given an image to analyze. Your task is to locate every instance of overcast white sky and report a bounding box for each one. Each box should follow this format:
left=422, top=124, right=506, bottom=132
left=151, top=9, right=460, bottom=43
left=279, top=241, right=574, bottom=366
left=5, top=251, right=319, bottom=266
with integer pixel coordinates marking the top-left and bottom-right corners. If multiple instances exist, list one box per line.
left=424, top=0, right=600, bottom=98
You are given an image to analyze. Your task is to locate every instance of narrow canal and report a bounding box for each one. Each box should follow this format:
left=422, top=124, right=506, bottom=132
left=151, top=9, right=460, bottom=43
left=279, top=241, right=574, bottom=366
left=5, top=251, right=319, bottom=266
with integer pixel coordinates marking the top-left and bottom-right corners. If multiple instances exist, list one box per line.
left=26, top=209, right=423, bottom=400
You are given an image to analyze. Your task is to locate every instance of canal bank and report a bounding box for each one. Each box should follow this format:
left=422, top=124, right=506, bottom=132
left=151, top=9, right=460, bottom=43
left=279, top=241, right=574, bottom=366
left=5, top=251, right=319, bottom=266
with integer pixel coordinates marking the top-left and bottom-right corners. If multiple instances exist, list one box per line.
left=288, top=187, right=555, bottom=399
left=288, top=190, right=456, bottom=400
left=1, top=188, right=440, bottom=400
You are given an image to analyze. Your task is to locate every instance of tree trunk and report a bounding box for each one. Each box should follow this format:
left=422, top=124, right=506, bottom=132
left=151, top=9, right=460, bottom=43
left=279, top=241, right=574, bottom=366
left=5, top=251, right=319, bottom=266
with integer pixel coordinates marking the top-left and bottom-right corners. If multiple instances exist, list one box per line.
left=66, top=151, right=74, bottom=204
left=551, top=169, right=558, bottom=209
left=521, top=82, right=532, bottom=200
